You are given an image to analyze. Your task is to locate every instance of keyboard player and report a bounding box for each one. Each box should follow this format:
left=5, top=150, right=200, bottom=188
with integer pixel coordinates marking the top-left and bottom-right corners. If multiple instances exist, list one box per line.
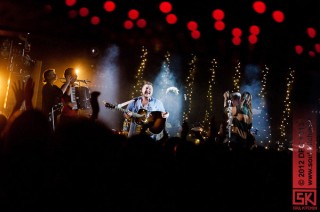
left=60, top=67, right=79, bottom=121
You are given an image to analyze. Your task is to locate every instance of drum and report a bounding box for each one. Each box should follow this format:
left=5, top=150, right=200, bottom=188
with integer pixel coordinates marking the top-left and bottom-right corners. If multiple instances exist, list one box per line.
left=75, top=86, right=91, bottom=109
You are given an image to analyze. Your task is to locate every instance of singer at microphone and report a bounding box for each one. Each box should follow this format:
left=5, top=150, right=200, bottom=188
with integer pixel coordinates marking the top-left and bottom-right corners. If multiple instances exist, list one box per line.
left=223, top=91, right=241, bottom=108
left=123, top=80, right=169, bottom=141
left=223, top=91, right=230, bottom=108
left=59, top=67, right=80, bottom=120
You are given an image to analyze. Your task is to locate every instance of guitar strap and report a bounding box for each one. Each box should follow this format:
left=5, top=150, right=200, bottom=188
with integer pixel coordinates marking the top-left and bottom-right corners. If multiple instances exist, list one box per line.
left=117, top=98, right=136, bottom=108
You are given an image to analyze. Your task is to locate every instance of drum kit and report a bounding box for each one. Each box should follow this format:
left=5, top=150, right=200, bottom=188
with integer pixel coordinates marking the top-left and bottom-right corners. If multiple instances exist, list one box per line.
left=73, top=86, right=91, bottom=110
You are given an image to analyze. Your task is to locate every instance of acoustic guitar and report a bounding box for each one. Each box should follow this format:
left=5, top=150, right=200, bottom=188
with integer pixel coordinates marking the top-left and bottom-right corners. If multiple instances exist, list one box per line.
left=104, top=102, right=166, bottom=135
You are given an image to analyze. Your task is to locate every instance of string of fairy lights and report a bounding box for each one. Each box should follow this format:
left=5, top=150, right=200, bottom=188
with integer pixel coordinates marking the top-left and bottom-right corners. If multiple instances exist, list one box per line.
left=278, top=67, right=295, bottom=150
left=256, top=65, right=272, bottom=148
left=131, top=46, right=148, bottom=98
left=202, top=58, right=217, bottom=132
left=126, top=46, right=298, bottom=150
left=158, top=51, right=171, bottom=99
left=232, top=60, right=241, bottom=93
left=182, top=54, right=197, bottom=122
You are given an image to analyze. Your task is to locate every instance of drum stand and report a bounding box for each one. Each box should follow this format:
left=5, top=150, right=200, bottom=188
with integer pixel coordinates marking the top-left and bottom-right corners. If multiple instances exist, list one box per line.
left=77, top=81, right=90, bottom=110
left=48, top=106, right=56, bottom=132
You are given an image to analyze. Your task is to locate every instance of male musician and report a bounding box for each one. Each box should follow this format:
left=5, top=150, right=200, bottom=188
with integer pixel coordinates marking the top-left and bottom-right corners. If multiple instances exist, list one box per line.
left=124, top=81, right=169, bottom=141
left=41, top=69, right=64, bottom=127
left=59, top=67, right=78, bottom=122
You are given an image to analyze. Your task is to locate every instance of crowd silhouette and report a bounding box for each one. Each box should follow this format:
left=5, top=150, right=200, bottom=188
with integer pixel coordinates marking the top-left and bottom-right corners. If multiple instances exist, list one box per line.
left=0, top=77, right=299, bottom=211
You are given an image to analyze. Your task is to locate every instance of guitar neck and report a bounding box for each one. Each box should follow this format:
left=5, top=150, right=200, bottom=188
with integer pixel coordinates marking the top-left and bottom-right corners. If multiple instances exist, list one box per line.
left=104, top=102, right=143, bottom=118
left=114, top=107, right=130, bottom=114
left=116, top=107, right=142, bottom=118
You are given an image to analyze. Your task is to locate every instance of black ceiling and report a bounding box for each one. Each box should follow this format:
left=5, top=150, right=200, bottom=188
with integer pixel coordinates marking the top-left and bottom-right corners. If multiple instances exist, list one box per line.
left=1, top=0, right=320, bottom=68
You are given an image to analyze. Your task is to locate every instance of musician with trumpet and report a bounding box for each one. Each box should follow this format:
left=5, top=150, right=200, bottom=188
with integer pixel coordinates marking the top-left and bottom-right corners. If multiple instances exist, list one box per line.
left=59, top=67, right=79, bottom=122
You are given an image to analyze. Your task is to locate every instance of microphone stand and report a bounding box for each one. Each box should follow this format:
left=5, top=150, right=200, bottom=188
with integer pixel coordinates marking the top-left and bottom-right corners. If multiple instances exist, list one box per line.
left=48, top=103, right=63, bottom=132
left=51, top=107, right=55, bottom=132
left=227, top=100, right=232, bottom=144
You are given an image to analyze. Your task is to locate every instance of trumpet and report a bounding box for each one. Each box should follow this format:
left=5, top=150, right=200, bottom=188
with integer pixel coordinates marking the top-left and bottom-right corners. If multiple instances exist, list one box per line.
left=59, top=78, right=91, bottom=84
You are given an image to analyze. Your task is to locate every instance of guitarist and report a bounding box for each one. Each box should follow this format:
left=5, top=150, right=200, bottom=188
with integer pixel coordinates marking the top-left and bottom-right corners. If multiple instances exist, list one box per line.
left=124, top=81, right=169, bottom=141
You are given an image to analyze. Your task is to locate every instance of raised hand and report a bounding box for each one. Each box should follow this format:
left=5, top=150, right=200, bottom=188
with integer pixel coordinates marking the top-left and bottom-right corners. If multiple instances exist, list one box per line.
left=223, top=91, right=230, bottom=107
left=162, top=111, right=169, bottom=118
left=10, top=77, right=35, bottom=118
left=223, top=91, right=230, bottom=100
left=12, top=80, right=25, bottom=110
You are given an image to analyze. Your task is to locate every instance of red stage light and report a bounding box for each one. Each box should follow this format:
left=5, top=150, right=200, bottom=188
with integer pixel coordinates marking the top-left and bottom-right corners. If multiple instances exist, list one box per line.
left=159, top=1, right=172, bottom=14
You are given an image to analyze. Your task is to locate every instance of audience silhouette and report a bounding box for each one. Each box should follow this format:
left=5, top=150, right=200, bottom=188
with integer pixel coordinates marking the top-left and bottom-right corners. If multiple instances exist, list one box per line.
left=0, top=77, right=295, bottom=211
